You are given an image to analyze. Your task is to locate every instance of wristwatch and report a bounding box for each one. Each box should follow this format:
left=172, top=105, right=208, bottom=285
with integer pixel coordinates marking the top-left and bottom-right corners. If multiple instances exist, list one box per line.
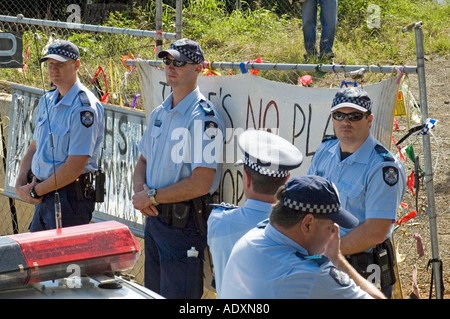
left=147, top=188, right=159, bottom=206
left=30, top=186, right=42, bottom=199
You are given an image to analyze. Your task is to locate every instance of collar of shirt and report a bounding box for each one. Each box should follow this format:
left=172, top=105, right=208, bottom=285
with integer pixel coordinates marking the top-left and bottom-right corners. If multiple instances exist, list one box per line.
left=330, top=133, right=377, bottom=164
left=162, top=87, right=202, bottom=116
left=264, top=222, right=309, bottom=257
left=243, top=198, right=274, bottom=213
left=49, top=79, right=83, bottom=107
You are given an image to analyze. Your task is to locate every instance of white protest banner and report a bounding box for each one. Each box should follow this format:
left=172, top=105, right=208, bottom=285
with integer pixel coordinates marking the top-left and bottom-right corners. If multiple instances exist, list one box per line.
left=137, top=62, right=401, bottom=205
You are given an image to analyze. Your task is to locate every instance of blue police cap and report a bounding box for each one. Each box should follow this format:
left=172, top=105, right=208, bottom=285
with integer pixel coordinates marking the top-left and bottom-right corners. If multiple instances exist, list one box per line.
left=158, top=38, right=204, bottom=64
left=330, top=87, right=372, bottom=113
left=236, top=130, right=303, bottom=178
left=39, top=40, right=80, bottom=63
left=282, top=175, right=359, bottom=229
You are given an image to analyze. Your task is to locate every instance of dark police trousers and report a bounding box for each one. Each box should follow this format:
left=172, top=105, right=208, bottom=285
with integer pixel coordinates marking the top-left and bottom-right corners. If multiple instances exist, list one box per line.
left=29, top=183, right=94, bottom=232
left=144, top=210, right=207, bottom=299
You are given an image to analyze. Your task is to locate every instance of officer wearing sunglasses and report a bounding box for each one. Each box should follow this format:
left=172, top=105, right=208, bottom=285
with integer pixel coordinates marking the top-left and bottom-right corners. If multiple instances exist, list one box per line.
left=132, top=38, right=225, bottom=299
left=308, top=87, right=406, bottom=298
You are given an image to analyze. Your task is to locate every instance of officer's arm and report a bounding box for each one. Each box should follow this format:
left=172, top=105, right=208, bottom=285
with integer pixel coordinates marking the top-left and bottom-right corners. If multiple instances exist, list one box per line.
left=155, top=166, right=215, bottom=204
left=133, top=155, right=147, bottom=193
left=325, top=224, right=386, bottom=299
left=14, top=140, right=38, bottom=203
left=15, top=140, right=36, bottom=188
left=340, top=218, right=392, bottom=255
left=33, top=155, right=88, bottom=196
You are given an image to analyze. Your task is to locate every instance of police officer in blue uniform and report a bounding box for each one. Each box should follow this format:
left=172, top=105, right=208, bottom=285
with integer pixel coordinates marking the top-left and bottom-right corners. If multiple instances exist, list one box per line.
left=221, top=175, right=385, bottom=299
left=307, top=87, right=406, bottom=298
left=207, top=129, right=302, bottom=297
left=14, top=40, right=104, bottom=232
left=132, top=39, right=225, bottom=299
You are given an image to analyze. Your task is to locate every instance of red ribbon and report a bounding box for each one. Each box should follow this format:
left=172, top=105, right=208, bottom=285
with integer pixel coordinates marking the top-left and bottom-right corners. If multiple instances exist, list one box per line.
left=91, top=66, right=109, bottom=103
left=395, top=210, right=417, bottom=226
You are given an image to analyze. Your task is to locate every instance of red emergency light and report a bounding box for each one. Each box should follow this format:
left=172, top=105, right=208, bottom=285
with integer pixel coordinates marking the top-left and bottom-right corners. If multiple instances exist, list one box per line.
left=0, top=221, right=140, bottom=290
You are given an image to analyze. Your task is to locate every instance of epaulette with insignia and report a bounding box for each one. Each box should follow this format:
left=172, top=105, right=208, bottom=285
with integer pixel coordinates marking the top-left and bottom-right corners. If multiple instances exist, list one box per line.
left=199, top=100, right=215, bottom=116
left=209, top=202, right=238, bottom=210
left=295, top=251, right=329, bottom=266
left=322, top=135, right=337, bottom=143
left=78, top=91, right=91, bottom=107
left=257, top=218, right=269, bottom=229
left=374, top=144, right=394, bottom=162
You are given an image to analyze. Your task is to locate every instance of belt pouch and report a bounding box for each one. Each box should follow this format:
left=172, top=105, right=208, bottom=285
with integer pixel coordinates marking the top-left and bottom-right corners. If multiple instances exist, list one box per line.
left=172, top=202, right=190, bottom=229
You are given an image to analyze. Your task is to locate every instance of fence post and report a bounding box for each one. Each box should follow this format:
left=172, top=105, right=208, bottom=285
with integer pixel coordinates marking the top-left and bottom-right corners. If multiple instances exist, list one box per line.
left=155, top=0, right=163, bottom=55
left=412, top=21, right=444, bottom=299
left=176, top=0, right=183, bottom=39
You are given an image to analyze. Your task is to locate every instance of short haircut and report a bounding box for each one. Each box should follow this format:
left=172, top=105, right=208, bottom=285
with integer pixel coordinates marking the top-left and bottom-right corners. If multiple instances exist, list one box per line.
left=269, top=185, right=329, bottom=229
left=244, top=165, right=287, bottom=195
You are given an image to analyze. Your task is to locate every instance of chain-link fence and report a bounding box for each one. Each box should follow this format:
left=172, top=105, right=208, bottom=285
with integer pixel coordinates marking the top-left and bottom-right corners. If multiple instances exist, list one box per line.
left=0, top=0, right=443, bottom=298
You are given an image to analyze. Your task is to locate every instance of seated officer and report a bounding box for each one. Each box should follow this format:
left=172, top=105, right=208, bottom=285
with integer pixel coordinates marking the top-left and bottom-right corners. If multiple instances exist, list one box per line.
left=207, top=129, right=303, bottom=297
left=220, top=175, right=386, bottom=299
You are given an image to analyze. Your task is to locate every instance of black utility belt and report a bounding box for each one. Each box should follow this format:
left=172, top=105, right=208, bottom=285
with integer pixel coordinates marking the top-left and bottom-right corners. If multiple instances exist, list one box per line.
left=346, top=238, right=396, bottom=288
left=28, top=170, right=105, bottom=202
left=156, top=194, right=214, bottom=236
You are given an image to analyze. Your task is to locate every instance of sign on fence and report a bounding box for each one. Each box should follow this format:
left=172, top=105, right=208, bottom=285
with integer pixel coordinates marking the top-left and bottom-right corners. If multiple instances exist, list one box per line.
left=4, top=69, right=400, bottom=235
left=138, top=63, right=401, bottom=206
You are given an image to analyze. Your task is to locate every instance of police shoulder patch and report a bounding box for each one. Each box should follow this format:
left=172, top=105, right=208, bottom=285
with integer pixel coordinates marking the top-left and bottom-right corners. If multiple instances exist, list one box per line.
left=80, top=111, right=94, bottom=128
left=329, top=266, right=351, bottom=287
left=382, top=166, right=399, bottom=186
left=204, top=120, right=218, bottom=139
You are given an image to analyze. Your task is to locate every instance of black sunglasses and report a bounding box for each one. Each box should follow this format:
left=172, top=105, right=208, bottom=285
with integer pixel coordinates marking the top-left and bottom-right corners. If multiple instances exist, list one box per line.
left=332, top=111, right=370, bottom=122
left=163, top=57, right=194, bottom=67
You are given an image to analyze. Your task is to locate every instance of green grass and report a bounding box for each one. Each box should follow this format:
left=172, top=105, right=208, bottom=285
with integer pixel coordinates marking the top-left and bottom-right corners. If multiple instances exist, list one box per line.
left=177, top=0, right=450, bottom=65
left=1, top=0, right=448, bottom=103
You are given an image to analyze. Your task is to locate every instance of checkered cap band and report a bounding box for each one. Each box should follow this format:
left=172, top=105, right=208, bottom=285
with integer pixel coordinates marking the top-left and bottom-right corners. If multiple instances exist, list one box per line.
left=169, top=42, right=204, bottom=64
left=48, top=46, right=79, bottom=60
left=331, top=96, right=371, bottom=111
left=245, top=157, right=289, bottom=178
left=283, top=197, right=340, bottom=214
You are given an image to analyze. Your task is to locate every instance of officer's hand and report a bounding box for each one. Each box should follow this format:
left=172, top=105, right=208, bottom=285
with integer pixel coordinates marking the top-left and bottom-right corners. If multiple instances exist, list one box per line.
left=15, top=177, right=42, bottom=204
left=132, top=184, right=159, bottom=217
left=323, top=223, right=342, bottom=264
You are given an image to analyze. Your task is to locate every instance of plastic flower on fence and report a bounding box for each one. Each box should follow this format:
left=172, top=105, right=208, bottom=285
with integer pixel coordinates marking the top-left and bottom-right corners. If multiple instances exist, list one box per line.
left=202, top=60, right=221, bottom=76
left=121, top=53, right=135, bottom=70
left=298, top=75, right=312, bottom=87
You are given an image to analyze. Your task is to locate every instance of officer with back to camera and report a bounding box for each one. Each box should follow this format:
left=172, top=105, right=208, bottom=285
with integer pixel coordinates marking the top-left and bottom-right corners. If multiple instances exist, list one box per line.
left=220, top=175, right=386, bottom=299
left=207, top=129, right=303, bottom=297
left=14, top=40, right=104, bottom=232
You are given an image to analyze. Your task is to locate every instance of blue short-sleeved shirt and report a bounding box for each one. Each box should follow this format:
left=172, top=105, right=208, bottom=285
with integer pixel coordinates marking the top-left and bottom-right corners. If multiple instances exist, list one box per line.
left=32, top=80, right=104, bottom=180
left=220, top=223, right=373, bottom=299
left=138, top=88, right=224, bottom=193
left=307, top=134, right=406, bottom=238
left=207, top=199, right=273, bottom=297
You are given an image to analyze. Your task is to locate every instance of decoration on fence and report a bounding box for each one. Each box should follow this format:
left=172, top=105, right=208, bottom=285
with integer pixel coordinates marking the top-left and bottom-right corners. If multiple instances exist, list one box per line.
left=413, top=233, right=424, bottom=258
left=239, top=56, right=262, bottom=75
left=298, top=74, right=312, bottom=87
left=91, top=66, right=109, bottom=103
left=132, top=93, right=141, bottom=108
left=202, top=60, right=221, bottom=76
left=410, top=265, right=421, bottom=299
left=120, top=53, right=139, bottom=107
left=395, top=210, right=417, bottom=226
left=19, top=39, right=30, bottom=79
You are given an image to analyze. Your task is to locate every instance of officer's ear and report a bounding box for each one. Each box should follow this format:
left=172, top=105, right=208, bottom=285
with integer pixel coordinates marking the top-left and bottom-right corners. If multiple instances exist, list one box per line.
left=301, top=214, right=315, bottom=233
left=74, top=59, right=81, bottom=72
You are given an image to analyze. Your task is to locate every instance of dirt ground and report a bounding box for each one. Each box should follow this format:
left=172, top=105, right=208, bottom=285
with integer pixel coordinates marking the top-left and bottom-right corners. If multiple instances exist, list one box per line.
left=390, top=55, right=450, bottom=299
